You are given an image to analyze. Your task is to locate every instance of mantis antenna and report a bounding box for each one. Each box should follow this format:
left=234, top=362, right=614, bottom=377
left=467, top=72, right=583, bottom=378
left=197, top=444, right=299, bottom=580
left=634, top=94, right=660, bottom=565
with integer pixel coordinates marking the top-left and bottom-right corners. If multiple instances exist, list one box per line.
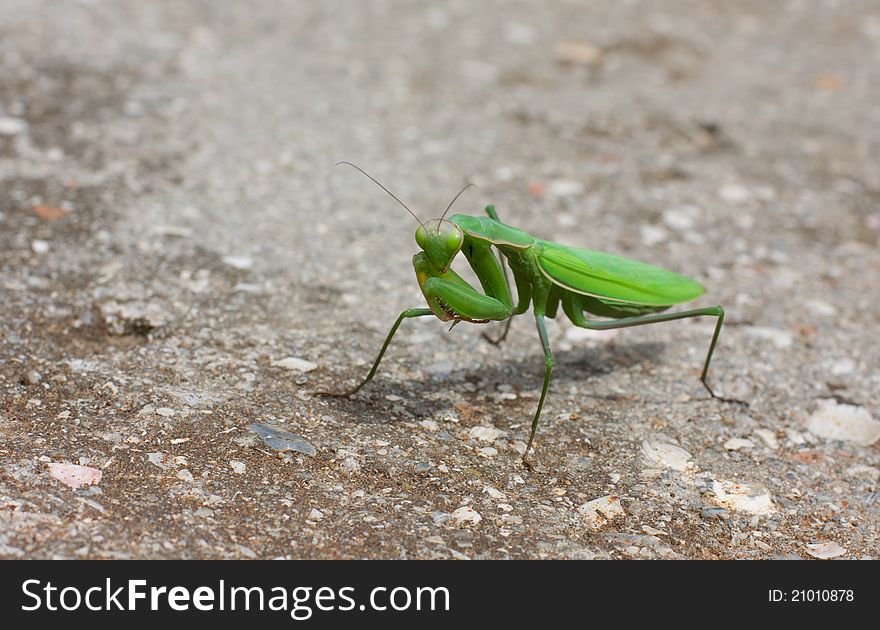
left=335, top=161, right=424, bottom=227
left=439, top=182, right=477, bottom=225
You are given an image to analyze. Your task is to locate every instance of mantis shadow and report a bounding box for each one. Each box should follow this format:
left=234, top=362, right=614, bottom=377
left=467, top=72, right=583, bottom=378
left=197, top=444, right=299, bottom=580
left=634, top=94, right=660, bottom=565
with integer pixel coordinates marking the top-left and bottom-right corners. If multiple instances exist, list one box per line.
left=316, top=340, right=666, bottom=424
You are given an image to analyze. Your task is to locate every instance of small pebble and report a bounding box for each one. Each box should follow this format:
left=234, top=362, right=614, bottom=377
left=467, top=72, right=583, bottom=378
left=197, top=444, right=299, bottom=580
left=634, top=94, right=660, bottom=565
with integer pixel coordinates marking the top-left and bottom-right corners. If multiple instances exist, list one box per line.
left=147, top=452, right=168, bottom=469
left=640, top=224, right=669, bottom=246
left=450, top=506, right=482, bottom=526
left=845, top=465, right=879, bottom=481
left=641, top=439, right=692, bottom=471
left=662, top=207, right=697, bottom=231
left=47, top=463, right=102, bottom=489
left=806, top=399, right=880, bottom=446
left=477, top=446, right=498, bottom=458
left=222, top=255, right=253, bottom=270
left=829, top=358, right=855, bottom=375
left=707, top=479, right=775, bottom=515
left=27, top=370, right=42, bottom=385
left=308, top=508, right=324, bottom=521
left=805, top=542, right=847, bottom=560
left=719, top=184, right=751, bottom=204
left=578, top=495, right=625, bottom=529
left=723, top=438, right=755, bottom=451
left=753, top=428, right=779, bottom=450
left=247, top=423, right=317, bottom=456
left=31, top=239, right=50, bottom=254
left=806, top=300, right=837, bottom=317
left=230, top=461, right=246, bottom=474
left=745, top=326, right=793, bottom=349
left=483, top=486, right=506, bottom=500
left=31, top=205, right=70, bottom=221
left=0, top=116, right=26, bottom=135
left=555, top=41, right=603, bottom=66
left=272, top=357, right=318, bottom=372
left=546, top=179, right=584, bottom=198
left=468, top=425, right=504, bottom=443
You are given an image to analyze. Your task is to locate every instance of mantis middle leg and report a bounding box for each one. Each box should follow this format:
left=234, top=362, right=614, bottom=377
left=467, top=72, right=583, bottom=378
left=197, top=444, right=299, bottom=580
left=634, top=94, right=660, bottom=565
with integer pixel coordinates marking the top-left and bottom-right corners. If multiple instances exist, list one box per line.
left=523, top=313, right=554, bottom=464
left=482, top=205, right=531, bottom=346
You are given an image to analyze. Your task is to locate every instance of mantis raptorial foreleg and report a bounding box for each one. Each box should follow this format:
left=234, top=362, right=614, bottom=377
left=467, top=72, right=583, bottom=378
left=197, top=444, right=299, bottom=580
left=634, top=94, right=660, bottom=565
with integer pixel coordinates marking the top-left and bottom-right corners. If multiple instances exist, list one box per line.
left=562, top=297, right=746, bottom=405
left=323, top=267, right=512, bottom=398
left=319, top=308, right=433, bottom=398
left=422, top=277, right=512, bottom=322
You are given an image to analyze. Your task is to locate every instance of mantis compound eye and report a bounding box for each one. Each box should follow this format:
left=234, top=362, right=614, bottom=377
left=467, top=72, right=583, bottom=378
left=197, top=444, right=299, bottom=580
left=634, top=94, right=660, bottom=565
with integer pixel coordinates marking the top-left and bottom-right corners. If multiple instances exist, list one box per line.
left=415, top=225, right=428, bottom=250
left=446, top=226, right=463, bottom=251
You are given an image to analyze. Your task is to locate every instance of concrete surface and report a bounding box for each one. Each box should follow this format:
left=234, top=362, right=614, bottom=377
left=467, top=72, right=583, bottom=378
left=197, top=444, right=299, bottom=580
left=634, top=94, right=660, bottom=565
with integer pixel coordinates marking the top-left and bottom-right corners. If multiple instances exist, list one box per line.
left=1, top=0, right=878, bottom=559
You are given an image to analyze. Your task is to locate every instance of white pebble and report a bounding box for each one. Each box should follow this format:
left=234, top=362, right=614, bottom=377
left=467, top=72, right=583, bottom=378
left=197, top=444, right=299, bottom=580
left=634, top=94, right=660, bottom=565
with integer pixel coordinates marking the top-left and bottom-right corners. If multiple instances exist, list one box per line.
left=565, top=326, right=618, bottom=344
left=707, top=479, right=775, bottom=515
left=723, top=438, right=755, bottom=451
left=640, top=224, right=669, bottom=246
left=785, top=428, right=806, bottom=445
left=805, top=300, right=837, bottom=317
left=578, top=495, right=625, bottom=529
left=483, top=486, right=506, bottom=500
left=830, top=358, right=855, bottom=376
left=222, top=255, right=253, bottom=270
left=176, top=469, right=194, bottom=482
left=745, top=326, right=793, bottom=349
left=662, top=207, right=696, bottom=231
left=272, top=357, right=318, bottom=372
left=504, top=23, right=536, bottom=45
left=308, top=508, right=324, bottom=521
left=641, top=439, right=692, bottom=471
left=31, top=239, right=50, bottom=254
left=805, top=541, right=847, bottom=560
left=341, top=457, right=360, bottom=472
left=806, top=399, right=880, bottom=446
left=477, top=446, right=498, bottom=458
left=845, top=465, right=879, bottom=481
left=230, top=461, right=246, bottom=474
left=468, top=425, right=504, bottom=443
left=0, top=116, right=27, bottom=135
left=47, top=463, right=102, bottom=489
left=450, top=506, right=482, bottom=525
left=753, top=429, right=779, bottom=450
left=719, top=184, right=752, bottom=204
left=546, top=179, right=584, bottom=198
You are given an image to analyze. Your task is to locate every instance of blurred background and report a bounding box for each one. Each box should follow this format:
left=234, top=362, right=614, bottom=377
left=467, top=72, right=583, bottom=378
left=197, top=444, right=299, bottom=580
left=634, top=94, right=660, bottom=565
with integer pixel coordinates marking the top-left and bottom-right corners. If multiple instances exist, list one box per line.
left=1, top=0, right=878, bottom=559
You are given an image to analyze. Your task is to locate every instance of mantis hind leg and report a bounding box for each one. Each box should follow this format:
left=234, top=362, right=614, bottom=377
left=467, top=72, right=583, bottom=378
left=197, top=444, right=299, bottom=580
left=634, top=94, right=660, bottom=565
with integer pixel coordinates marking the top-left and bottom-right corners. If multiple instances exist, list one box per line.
left=563, top=297, right=746, bottom=405
left=317, top=308, right=433, bottom=398
left=523, top=314, right=554, bottom=466
left=483, top=316, right=513, bottom=346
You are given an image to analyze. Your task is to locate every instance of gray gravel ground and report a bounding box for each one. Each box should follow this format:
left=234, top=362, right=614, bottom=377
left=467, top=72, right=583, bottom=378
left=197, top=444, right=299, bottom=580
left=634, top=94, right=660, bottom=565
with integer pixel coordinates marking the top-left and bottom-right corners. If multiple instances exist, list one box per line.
left=1, top=0, right=879, bottom=559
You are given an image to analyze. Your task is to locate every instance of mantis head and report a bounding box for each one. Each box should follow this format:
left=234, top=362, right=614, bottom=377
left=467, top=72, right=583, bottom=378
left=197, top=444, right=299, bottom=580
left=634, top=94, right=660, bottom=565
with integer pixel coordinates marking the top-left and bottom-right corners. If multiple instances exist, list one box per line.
left=416, top=219, right=463, bottom=272
left=334, top=162, right=474, bottom=273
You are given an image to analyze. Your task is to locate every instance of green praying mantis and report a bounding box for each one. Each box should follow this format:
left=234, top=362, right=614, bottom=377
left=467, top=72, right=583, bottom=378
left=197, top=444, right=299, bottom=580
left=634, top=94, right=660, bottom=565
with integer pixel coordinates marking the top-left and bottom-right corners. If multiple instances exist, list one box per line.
left=321, top=162, right=745, bottom=464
